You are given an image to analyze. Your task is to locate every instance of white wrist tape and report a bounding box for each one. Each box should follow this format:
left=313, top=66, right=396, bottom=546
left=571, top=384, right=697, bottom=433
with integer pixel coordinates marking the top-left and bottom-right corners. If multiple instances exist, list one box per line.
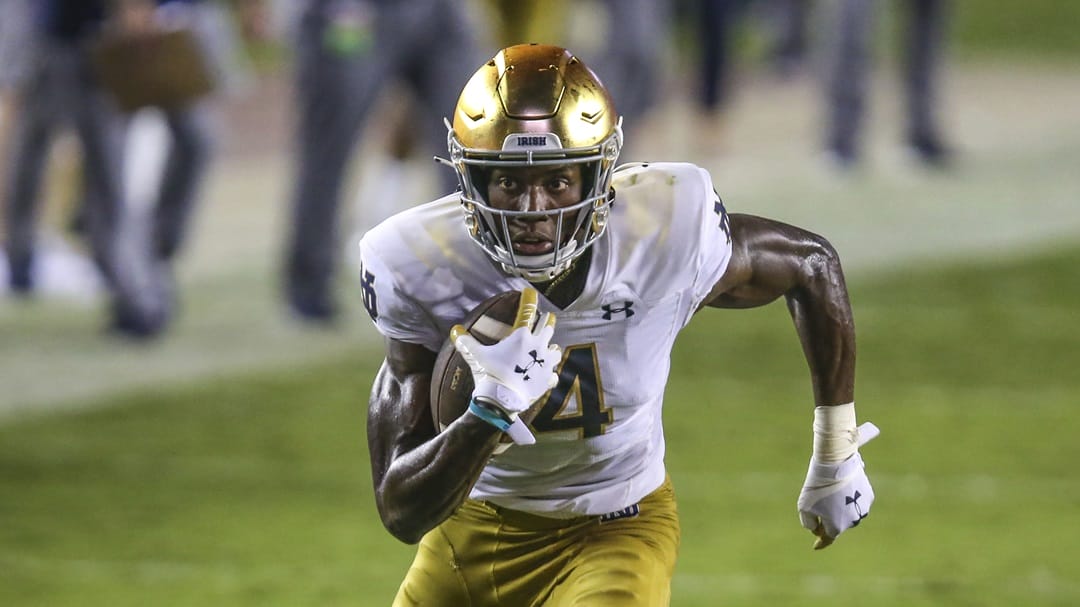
left=812, top=402, right=859, bottom=464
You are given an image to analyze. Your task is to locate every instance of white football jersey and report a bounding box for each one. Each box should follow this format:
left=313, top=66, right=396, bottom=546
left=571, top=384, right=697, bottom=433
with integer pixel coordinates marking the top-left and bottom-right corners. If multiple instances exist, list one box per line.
left=358, top=162, right=733, bottom=517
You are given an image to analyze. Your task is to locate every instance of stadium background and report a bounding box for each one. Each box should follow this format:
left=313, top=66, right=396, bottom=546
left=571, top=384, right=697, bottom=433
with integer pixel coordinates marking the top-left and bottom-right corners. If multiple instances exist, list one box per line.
left=2, top=1, right=1078, bottom=605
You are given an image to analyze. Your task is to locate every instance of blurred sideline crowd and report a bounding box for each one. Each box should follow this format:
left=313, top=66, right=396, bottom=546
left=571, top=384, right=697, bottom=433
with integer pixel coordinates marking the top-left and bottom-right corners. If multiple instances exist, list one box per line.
left=0, top=0, right=954, bottom=339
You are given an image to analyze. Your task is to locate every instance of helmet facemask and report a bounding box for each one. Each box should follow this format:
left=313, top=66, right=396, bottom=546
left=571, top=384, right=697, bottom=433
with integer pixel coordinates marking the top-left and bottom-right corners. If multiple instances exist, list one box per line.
left=448, top=125, right=622, bottom=281
left=438, top=44, right=623, bottom=281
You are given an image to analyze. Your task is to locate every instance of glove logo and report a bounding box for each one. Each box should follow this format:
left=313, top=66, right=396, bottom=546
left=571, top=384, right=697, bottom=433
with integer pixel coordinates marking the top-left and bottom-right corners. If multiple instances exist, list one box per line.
left=513, top=349, right=545, bottom=381
left=845, top=490, right=869, bottom=526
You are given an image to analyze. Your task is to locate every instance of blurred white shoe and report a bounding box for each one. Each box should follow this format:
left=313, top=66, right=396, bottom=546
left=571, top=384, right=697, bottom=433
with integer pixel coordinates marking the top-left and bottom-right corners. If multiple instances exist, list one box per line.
left=0, top=233, right=104, bottom=303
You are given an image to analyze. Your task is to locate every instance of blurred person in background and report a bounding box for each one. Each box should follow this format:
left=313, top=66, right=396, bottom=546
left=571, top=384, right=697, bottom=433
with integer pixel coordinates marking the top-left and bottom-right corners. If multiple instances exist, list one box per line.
left=282, top=0, right=480, bottom=324
left=767, top=0, right=812, bottom=78
left=1, top=0, right=108, bottom=300
left=823, top=0, right=954, bottom=169
left=688, top=0, right=813, bottom=148
left=1, top=0, right=166, bottom=336
left=588, top=0, right=671, bottom=144
left=481, top=0, right=568, bottom=48
left=97, top=0, right=253, bottom=326
left=0, top=0, right=34, bottom=176
left=480, top=0, right=670, bottom=159
left=693, top=0, right=747, bottom=141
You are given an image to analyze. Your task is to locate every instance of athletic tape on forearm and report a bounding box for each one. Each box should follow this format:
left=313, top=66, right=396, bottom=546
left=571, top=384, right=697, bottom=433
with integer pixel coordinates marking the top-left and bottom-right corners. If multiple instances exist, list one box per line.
left=812, top=402, right=859, bottom=464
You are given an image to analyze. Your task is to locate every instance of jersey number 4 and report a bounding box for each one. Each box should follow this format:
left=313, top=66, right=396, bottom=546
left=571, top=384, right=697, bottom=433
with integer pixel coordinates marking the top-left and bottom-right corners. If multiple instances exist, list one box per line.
left=531, top=344, right=613, bottom=438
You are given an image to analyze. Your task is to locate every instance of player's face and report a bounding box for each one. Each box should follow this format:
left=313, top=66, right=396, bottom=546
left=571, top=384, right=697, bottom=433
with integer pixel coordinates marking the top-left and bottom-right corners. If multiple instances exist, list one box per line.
left=486, top=165, right=585, bottom=256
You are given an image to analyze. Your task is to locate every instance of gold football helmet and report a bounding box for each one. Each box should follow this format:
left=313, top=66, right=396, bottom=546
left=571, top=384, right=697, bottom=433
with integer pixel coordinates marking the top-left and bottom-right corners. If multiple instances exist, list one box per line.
left=443, top=44, right=623, bottom=280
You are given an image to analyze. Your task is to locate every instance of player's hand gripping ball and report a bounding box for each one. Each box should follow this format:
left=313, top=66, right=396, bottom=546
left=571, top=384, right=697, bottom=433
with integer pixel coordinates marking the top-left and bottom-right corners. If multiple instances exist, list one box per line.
left=430, top=288, right=560, bottom=449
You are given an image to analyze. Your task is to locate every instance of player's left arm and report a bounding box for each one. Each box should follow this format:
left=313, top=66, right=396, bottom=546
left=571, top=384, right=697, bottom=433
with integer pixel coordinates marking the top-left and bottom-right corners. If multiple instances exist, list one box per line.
left=701, top=213, right=879, bottom=550
left=702, top=213, right=853, bottom=406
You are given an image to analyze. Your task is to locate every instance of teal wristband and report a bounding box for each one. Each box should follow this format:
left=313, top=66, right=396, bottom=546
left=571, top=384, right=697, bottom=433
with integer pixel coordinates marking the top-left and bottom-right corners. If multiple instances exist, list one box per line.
left=467, top=399, right=512, bottom=432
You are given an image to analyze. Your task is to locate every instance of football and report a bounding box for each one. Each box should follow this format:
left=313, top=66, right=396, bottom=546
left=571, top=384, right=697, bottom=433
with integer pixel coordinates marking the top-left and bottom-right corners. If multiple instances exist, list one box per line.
left=430, top=290, right=523, bottom=436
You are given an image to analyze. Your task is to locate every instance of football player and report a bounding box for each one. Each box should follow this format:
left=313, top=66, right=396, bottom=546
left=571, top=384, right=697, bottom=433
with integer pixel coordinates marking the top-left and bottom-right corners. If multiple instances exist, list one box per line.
left=359, top=44, right=879, bottom=606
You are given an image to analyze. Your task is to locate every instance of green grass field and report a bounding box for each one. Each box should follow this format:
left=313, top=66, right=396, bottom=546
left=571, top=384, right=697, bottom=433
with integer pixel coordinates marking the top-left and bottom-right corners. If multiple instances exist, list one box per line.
left=2, top=243, right=1078, bottom=606
left=3, top=8, right=1080, bottom=604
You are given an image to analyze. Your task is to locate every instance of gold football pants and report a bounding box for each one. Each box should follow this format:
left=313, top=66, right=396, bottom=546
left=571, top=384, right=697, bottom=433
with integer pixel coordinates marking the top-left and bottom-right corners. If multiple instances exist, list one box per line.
left=393, top=477, right=680, bottom=606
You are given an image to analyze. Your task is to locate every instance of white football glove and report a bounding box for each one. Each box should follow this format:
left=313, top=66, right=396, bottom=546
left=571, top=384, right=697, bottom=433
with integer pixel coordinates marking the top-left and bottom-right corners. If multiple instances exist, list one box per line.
left=797, top=403, right=880, bottom=550
left=451, top=287, right=560, bottom=446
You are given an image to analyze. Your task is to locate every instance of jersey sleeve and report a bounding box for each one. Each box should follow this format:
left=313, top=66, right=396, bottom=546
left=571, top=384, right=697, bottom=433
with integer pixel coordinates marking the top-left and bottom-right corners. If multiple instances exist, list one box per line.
left=357, top=233, right=444, bottom=352
left=673, top=165, right=733, bottom=328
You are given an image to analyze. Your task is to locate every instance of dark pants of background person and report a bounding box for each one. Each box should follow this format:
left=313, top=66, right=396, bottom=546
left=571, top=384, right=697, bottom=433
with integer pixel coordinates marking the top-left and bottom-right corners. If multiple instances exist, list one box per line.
left=148, top=104, right=212, bottom=261
left=825, top=0, right=951, bottom=163
left=698, top=0, right=748, bottom=114
left=3, top=40, right=164, bottom=334
left=284, top=0, right=478, bottom=321
left=592, top=0, right=669, bottom=132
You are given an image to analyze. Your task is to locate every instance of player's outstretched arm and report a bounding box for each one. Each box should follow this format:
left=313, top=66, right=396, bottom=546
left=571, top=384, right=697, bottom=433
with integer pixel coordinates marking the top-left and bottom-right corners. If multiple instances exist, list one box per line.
left=702, top=213, right=878, bottom=549
left=367, top=339, right=505, bottom=544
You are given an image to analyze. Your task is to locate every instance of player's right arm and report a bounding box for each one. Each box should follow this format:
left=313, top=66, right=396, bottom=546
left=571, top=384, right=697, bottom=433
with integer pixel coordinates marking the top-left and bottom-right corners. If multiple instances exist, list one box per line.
left=359, top=226, right=508, bottom=543
left=367, top=338, right=504, bottom=544
left=368, top=287, right=561, bottom=544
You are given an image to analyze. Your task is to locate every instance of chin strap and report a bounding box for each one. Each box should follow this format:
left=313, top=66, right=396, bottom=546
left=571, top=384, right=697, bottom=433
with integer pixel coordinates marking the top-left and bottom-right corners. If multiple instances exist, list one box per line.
left=495, top=239, right=579, bottom=281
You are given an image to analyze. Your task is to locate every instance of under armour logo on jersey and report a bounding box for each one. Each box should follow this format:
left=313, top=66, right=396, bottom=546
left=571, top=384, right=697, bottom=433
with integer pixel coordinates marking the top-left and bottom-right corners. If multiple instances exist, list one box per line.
left=846, top=491, right=869, bottom=525
left=601, top=302, right=635, bottom=320
left=514, top=350, right=545, bottom=381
